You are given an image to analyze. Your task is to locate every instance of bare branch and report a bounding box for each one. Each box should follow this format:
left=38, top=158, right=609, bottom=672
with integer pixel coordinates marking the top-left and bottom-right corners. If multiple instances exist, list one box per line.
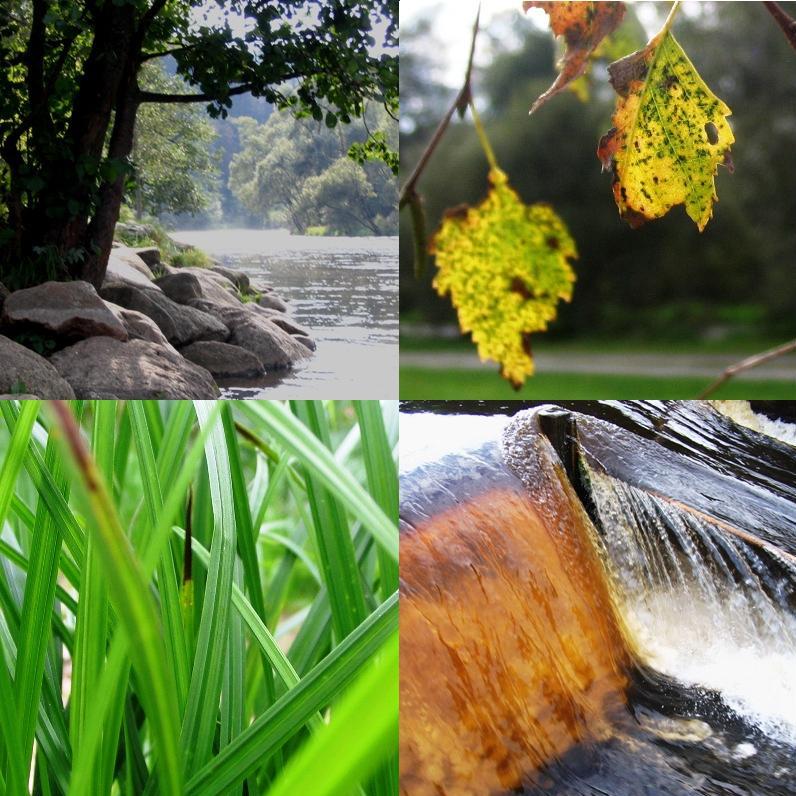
left=698, top=339, right=796, bottom=398
left=764, top=1, right=796, bottom=51
left=398, top=4, right=481, bottom=209
left=137, top=84, right=253, bottom=104
left=138, top=46, right=194, bottom=63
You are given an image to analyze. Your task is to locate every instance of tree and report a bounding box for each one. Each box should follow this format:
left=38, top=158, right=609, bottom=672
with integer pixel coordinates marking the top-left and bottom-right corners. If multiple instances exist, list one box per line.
left=0, top=0, right=398, bottom=289
left=131, top=61, right=221, bottom=220
left=229, top=103, right=397, bottom=234
left=401, top=0, right=796, bottom=390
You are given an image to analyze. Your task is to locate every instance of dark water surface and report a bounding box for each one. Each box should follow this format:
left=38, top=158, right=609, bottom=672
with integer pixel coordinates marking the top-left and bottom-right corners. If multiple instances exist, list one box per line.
left=172, top=229, right=397, bottom=397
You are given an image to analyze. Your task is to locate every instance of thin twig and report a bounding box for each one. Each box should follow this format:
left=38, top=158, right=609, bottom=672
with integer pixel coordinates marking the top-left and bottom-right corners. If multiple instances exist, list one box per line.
left=764, top=1, right=796, bottom=51
left=698, top=339, right=796, bottom=398
left=398, top=4, right=481, bottom=209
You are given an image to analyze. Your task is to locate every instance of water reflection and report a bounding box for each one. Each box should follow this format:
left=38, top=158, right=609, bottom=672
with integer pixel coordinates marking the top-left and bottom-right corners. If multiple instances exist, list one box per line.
left=172, top=229, right=397, bottom=397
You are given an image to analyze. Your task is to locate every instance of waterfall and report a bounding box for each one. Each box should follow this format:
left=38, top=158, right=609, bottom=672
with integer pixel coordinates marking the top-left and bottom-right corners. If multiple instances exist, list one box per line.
left=583, top=460, right=796, bottom=746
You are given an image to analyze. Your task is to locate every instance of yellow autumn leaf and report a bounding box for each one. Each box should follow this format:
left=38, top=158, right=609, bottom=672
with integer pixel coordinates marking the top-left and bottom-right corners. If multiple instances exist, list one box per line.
left=431, top=168, right=577, bottom=389
left=597, top=29, right=734, bottom=231
left=524, top=1, right=626, bottom=113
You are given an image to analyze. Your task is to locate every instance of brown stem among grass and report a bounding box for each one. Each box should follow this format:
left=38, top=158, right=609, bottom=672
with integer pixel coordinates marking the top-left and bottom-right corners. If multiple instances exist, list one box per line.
left=698, top=338, right=796, bottom=398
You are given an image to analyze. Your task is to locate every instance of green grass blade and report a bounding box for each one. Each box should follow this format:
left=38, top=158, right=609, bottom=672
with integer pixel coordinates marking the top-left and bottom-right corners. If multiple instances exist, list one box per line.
left=14, top=419, right=72, bottom=791
left=185, top=592, right=398, bottom=796
left=0, top=400, right=39, bottom=533
left=354, top=401, right=399, bottom=600
left=180, top=401, right=237, bottom=774
left=71, top=401, right=115, bottom=795
left=290, top=401, right=368, bottom=641
left=128, top=402, right=190, bottom=709
left=238, top=402, right=398, bottom=561
left=0, top=640, right=25, bottom=796
left=49, top=401, right=183, bottom=796
left=266, top=632, right=398, bottom=796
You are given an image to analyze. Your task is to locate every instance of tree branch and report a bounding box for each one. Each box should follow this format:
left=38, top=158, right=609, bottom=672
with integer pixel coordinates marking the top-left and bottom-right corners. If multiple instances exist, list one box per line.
left=137, top=84, right=253, bottom=104
left=398, top=4, right=480, bottom=209
left=764, top=1, right=796, bottom=51
left=138, top=45, right=194, bottom=63
left=698, top=339, right=796, bottom=398
left=138, top=0, right=169, bottom=35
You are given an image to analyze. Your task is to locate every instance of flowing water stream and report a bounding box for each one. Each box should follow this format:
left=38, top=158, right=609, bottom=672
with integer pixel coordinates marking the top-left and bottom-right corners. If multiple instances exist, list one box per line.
left=172, top=229, right=397, bottom=397
left=400, top=401, right=796, bottom=795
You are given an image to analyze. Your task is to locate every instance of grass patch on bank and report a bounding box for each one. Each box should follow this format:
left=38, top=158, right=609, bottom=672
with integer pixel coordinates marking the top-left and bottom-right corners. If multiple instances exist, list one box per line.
left=0, top=400, right=398, bottom=795
left=400, top=368, right=796, bottom=399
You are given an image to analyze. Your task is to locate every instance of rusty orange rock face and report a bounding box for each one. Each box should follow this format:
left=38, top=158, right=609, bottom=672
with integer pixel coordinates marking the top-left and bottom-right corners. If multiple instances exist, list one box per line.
left=400, top=450, right=629, bottom=795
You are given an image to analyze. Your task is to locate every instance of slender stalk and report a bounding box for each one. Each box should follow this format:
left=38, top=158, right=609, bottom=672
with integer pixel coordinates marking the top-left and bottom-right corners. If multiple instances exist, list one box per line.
left=698, top=338, right=796, bottom=398
left=398, top=4, right=481, bottom=208
left=763, top=1, right=796, bottom=51
left=469, top=101, right=498, bottom=171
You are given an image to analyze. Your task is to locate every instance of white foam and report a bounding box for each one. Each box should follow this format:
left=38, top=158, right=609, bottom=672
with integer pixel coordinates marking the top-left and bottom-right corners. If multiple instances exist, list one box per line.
left=622, top=587, right=796, bottom=746
left=399, top=412, right=509, bottom=473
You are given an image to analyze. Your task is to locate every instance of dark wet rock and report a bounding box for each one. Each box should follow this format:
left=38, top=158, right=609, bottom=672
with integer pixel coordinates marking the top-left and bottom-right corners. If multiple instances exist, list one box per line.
left=180, top=340, right=265, bottom=379
left=0, top=282, right=9, bottom=314
left=133, top=247, right=161, bottom=268
left=50, top=337, right=219, bottom=399
left=1, top=280, right=128, bottom=342
left=100, top=283, right=228, bottom=346
left=0, top=335, right=75, bottom=398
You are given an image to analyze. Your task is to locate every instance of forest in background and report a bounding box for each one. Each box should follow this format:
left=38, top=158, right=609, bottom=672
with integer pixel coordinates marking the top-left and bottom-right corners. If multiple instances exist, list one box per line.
left=401, top=1, right=796, bottom=342
left=133, top=60, right=398, bottom=236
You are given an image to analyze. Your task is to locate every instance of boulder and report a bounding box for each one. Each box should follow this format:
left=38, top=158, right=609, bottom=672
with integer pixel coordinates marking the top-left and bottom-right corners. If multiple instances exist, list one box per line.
left=257, top=292, right=288, bottom=312
left=155, top=269, right=240, bottom=308
left=0, top=335, right=75, bottom=398
left=1, top=280, right=128, bottom=342
left=180, top=340, right=265, bottom=380
left=211, top=265, right=250, bottom=292
left=293, top=335, right=317, bottom=352
left=100, top=283, right=228, bottom=347
left=250, top=280, right=274, bottom=294
left=50, top=337, right=219, bottom=399
left=104, top=301, right=175, bottom=350
left=115, top=221, right=148, bottom=239
left=132, top=247, right=161, bottom=268
left=105, top=247, right=155, bottom=287
left=198, top=304, right=311, bottom=369
left=249, top=306, right=312, bottom=338
left=0, top=394, right=39, bottom=400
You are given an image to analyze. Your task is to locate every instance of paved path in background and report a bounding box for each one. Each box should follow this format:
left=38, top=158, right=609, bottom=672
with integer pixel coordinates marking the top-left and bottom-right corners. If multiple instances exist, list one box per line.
left=401, top=351, right=796, bottom=381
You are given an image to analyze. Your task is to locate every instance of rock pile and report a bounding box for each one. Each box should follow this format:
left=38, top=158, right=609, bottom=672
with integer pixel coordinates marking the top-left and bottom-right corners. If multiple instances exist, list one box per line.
left=0, top=241, right=314, bottom=398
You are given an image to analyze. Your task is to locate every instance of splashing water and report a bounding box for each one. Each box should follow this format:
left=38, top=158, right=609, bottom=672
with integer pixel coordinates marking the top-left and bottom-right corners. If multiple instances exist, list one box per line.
left=584, top=461, right=796, bottom=746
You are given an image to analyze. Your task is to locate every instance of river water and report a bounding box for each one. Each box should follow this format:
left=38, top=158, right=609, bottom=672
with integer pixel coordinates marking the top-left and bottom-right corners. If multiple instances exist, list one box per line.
left=171, top=229, right=397, bottom=398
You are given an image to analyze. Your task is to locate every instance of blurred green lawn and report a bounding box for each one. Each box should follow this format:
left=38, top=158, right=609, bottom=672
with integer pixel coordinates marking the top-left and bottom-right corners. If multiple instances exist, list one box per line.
left=400, top=369, right=796, bottom=399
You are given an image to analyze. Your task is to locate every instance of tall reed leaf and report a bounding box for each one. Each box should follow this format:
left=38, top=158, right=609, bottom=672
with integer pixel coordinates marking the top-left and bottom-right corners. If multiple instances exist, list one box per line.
left=49, top=402, right=183, bottom=796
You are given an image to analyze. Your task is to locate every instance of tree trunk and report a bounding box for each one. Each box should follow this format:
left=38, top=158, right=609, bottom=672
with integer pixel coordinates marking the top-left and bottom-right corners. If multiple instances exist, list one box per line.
left=80, top=70, right=140, bottom=288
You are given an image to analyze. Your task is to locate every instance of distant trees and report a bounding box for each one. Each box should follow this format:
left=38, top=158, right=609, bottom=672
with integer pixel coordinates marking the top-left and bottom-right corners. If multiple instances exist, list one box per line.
left=132, top=63, right=221, bottom=221
left=230, top=106, right=397, bottom=235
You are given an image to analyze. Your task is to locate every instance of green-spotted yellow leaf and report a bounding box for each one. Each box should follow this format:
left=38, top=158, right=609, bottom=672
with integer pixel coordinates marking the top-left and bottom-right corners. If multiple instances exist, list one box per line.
left=431, top=169, right=577, bottom=389
left=597, top=29, right=734, bottom=231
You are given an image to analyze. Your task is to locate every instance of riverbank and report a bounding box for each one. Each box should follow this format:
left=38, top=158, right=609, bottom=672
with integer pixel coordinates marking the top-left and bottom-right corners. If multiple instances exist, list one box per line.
left=172, top=229, right=398, bottom=398
left=0, top=223, right=316, bottom=398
